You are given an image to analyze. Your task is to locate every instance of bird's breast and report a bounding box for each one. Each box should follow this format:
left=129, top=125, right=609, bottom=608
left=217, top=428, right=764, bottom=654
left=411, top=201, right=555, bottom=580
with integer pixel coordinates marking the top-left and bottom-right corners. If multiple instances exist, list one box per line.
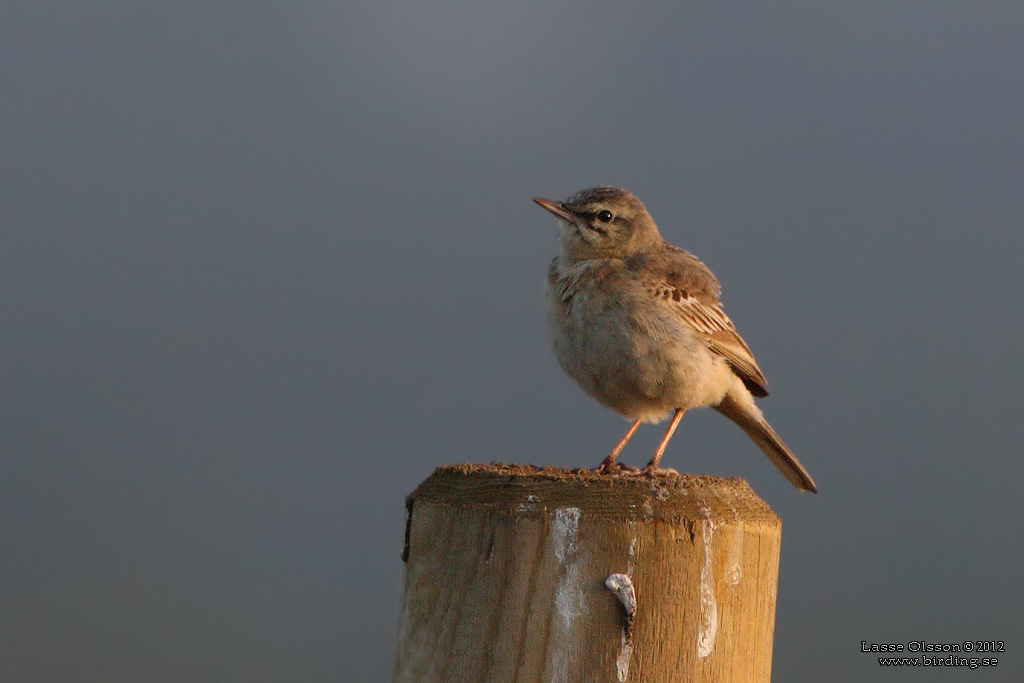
left=546, top=265, right=732, bottom=420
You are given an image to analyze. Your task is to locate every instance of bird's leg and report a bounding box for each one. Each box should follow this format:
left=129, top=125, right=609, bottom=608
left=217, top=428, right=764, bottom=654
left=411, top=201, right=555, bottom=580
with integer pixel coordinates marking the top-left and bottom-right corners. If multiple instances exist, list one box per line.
left=596, top=419, right=642, bottom=471
left=643, top=408, right=685, bottom=471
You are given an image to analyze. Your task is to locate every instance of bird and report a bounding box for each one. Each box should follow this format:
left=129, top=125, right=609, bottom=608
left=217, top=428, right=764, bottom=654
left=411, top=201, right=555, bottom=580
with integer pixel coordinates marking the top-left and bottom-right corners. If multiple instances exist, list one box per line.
left=533, top=186, right=816, bottom=492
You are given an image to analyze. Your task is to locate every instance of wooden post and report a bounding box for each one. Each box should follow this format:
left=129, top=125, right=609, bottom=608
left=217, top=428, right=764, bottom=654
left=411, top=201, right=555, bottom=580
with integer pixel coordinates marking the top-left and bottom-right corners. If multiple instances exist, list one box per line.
left=394, top=464, right=782, bottom=683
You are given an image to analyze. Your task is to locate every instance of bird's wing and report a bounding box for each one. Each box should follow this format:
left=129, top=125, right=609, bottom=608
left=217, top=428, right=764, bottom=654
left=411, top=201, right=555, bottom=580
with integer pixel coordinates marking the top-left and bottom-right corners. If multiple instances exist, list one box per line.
left=644, top=246, right=770, bottom=397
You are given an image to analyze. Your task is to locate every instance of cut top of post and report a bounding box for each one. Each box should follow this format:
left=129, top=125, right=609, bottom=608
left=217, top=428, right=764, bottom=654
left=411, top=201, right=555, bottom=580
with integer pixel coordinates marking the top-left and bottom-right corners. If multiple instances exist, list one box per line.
left=397, top=463, right=784, bottom=683
left=406, top=463, right=778, bottom=524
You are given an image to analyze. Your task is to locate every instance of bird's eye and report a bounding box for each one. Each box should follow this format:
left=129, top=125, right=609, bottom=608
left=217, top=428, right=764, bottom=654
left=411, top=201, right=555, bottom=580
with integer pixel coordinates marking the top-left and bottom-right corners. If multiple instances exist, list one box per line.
left=596, top=210, right=614, bottom=223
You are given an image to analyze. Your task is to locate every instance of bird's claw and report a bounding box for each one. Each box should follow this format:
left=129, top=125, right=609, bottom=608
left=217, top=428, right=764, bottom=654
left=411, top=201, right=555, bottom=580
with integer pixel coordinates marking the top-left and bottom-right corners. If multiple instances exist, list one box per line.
left=640, top=464, right=680, bottom=477
left=594, top=460, right=641, bottom=475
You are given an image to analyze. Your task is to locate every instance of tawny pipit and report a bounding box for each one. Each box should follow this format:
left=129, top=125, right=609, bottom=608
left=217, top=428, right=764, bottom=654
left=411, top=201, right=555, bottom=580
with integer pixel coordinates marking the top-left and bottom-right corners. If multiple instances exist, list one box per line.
left=535, top=186, right=816, bottom=492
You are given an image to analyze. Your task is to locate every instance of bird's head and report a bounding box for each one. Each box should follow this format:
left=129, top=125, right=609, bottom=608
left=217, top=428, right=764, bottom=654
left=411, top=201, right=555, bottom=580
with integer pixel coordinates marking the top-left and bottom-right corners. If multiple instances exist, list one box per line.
left=533, top=187, right=661, bottom=260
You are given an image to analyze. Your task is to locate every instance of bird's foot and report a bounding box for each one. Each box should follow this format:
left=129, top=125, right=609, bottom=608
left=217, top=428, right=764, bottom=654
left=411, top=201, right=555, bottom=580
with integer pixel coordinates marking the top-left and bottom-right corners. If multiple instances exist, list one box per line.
left=640, top=464, right=680, bottom=477
left=594, top=458, right=640, bottom=475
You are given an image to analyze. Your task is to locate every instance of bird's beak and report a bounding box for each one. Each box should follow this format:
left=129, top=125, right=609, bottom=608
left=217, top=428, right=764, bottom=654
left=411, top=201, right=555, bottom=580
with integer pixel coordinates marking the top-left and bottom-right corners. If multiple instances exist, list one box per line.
left=533, top=198, right=578, bottom=225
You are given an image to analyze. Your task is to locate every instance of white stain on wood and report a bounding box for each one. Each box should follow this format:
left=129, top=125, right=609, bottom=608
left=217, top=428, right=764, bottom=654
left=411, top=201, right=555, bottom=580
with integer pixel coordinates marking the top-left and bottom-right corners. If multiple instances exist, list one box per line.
left=605, top=573, right=636, bottom=682
left=697, top=517, right=719, bottom=658
left=549, top=507, right=583, bottom=683
left=724, top=521, right=744, bottom=586
left=614, top=634, right=634, bottom=681
left=552, top=507, right=580, bottom=562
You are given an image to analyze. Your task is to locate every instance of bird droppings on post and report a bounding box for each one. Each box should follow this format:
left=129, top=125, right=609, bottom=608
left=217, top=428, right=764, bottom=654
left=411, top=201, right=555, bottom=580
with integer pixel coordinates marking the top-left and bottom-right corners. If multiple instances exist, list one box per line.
left=605, top=573, right=637, bottom=682
left=697, top=517, right=719, bottom=658
left=605, top=573, right=637, bottom=637
left=551, top=507, right=584, bottom=683
left=724, top=522, right=744, bottom=585
left=552, top=507, right=581, bottom=562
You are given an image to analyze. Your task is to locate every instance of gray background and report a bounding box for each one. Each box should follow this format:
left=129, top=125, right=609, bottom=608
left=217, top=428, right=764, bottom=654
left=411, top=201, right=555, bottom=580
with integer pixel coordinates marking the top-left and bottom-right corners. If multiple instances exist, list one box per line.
left=3, top=1, right=1022, bottom=681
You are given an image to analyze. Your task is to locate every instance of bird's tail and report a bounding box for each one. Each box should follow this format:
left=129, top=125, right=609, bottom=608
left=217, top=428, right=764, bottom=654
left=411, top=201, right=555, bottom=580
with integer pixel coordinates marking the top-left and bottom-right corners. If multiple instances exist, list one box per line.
left=714, top=393, right=817, bottom=493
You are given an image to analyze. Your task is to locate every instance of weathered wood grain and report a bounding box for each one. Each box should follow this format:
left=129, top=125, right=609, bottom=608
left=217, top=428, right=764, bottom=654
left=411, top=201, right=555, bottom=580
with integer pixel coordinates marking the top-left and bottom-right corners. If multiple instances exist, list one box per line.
left=394, top=464, right=781, bottom=683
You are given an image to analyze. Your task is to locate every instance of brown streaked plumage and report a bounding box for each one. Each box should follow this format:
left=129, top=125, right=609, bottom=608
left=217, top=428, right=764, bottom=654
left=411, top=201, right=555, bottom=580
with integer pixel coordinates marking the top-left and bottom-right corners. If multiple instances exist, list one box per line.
left=534, top=186, right=816, bottom=492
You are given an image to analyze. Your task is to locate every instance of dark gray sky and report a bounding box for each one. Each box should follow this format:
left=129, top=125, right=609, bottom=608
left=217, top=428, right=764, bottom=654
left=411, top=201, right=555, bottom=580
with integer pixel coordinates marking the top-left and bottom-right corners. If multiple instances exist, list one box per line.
left=3, top=2, right=1023, bottom=681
